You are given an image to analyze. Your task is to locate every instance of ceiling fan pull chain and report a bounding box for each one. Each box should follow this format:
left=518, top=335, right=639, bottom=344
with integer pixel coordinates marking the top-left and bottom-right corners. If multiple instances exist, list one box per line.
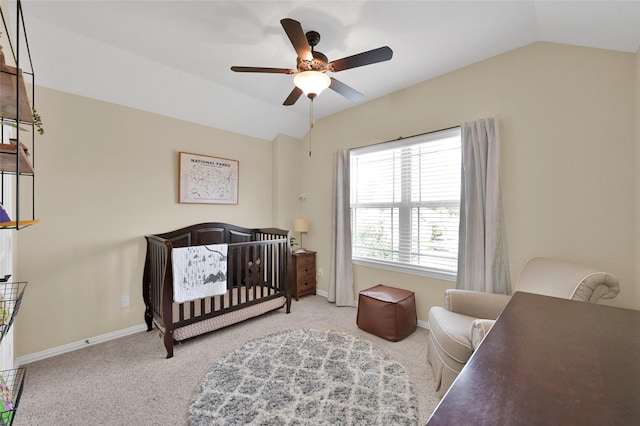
left=309, top=99, right=313, bottom=157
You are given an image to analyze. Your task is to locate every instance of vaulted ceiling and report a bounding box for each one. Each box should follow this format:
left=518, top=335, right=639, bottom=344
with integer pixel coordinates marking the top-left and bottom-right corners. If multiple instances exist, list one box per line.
left=16, top=1, right=640, bottom=140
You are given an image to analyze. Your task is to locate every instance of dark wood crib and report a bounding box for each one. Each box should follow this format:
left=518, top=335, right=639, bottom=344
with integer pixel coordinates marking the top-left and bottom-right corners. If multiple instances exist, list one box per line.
left=143, top=222, right=291, bottom=358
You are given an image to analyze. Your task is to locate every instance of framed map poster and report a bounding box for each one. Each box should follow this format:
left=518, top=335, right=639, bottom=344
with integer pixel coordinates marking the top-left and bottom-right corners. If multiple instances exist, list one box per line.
left=179, top=152, right=239, bottom=204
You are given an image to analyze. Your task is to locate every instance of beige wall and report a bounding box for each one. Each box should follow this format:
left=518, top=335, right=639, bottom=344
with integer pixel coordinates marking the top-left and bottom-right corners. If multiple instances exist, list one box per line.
left=15, top=87, right=279, bottom=357
left=13, top=41, right=640, bottom=359
left=272, top=133, right=305, bottom=230
left=636, top=47, right=640, bottom=310
left=303, top=42, right=638, bottom=322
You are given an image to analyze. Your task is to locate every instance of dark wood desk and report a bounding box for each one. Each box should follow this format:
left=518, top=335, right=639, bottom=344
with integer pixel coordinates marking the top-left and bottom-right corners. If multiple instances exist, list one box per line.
left=427, top=291, right=640, bottom=425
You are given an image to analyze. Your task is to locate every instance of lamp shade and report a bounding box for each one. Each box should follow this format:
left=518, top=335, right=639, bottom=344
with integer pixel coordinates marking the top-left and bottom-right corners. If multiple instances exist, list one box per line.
left=294, top=71, right=331, bottom=97
left=293, top=218, right=310, bottom=233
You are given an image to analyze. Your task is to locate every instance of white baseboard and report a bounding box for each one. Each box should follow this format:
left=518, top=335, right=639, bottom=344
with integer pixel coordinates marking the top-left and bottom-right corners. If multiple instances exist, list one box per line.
left=16, top=293, right=430, bottom=366
left=313, top=289, right=359, bottom=307
left=315, top=289, right=329, bottom=298
left=15, top=323, right=148, bottom=367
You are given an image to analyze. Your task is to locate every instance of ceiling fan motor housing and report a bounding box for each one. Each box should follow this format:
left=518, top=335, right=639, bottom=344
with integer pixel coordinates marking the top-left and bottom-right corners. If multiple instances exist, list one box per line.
left=297, top=51, right=328, bottom=72
left=306, top=31, right=321, bottom=47
left=295, top=30, right=328, bottom=72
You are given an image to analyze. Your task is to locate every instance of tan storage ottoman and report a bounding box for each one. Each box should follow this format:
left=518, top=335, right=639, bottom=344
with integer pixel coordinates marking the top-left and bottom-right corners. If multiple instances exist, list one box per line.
left=357, top=284, right=417, bottom=341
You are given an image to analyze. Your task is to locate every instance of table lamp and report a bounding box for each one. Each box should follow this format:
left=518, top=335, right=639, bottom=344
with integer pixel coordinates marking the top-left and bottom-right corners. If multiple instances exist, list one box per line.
left=293, top=218, right=309, bottom=252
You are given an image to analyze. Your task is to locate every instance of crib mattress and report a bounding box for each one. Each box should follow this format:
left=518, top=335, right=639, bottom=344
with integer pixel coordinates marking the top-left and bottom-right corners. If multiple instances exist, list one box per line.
left=155, top=286, right=287, bottom=342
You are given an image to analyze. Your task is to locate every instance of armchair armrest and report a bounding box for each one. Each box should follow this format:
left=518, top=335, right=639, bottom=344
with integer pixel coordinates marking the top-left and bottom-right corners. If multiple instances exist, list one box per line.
left=471, top=319, right=496, bottom=350
left=445, top=289, right=512, bottom=319
left=516, top=257, right=620, bottom=303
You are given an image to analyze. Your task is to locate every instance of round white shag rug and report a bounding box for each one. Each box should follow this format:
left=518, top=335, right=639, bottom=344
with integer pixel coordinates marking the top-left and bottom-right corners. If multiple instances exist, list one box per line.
left=189, top=329, right=419, bottom=425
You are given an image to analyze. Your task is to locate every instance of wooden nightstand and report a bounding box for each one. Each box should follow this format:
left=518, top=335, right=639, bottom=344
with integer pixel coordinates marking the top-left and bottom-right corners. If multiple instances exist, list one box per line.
left=291, top=251, right=316, bottom=300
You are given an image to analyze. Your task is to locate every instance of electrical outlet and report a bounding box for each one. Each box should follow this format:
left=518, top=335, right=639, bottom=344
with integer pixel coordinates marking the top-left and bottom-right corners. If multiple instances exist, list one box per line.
left=317, top=268, right=323, bottom=278
left=121, top=295, right=130, bottom=308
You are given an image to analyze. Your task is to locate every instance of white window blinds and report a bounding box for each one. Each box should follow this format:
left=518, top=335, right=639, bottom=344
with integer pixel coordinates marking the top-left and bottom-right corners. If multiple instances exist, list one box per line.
left=350, top=127, right=461, bottom=279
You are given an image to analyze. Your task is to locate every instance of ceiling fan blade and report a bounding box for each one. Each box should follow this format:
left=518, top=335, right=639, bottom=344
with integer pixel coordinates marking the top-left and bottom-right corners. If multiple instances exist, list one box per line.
left=328, top=46, right=393, bottom=72
left=283, top=87, right=303, bottom=106
left=280, top=18, right=312, bottom=61
left=329, top=78, right=364, bottom=103
left=231, top=66, right=295, bottom=74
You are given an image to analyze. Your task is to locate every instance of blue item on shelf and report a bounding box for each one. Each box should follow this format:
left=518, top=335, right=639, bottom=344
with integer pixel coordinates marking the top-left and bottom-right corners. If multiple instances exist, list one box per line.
left=0, top=205, right=9, bottom=223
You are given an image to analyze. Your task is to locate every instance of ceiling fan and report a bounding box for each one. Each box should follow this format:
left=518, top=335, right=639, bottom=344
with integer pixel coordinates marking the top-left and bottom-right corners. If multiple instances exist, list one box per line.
left=231, top=18, right=393, bottom=106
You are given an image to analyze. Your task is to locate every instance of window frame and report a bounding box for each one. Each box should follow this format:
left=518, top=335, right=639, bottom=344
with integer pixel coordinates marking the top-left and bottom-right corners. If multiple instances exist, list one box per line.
left=350, top=127, right=462, bottom=282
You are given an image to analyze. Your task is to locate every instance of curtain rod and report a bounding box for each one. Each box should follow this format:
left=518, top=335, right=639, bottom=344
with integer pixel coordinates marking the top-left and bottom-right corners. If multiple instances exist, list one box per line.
left=355, top=125, right=461, bottom=151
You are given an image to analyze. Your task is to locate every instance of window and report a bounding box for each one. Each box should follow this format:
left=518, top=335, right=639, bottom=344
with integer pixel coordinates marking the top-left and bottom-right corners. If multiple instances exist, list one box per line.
left=350, top=127, right=461, bottom=280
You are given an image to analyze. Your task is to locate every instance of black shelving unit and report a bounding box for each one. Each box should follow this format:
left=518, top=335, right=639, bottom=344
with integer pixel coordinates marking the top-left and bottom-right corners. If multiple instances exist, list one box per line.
left=0, top=2, right=33, bottom=423
left=0, top=0, right=38, bottom=230
left=0, top=281, right=27, bottom=425
left=0, top=282, right=26, bottom=345
left=0, top=366, right=25, bottom=425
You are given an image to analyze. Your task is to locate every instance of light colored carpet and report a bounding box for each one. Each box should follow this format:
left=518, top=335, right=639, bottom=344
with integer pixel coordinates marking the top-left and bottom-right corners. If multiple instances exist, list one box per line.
left=189, top=329, right=418, bottom=425
left=15, top=296, right=440, bottom=425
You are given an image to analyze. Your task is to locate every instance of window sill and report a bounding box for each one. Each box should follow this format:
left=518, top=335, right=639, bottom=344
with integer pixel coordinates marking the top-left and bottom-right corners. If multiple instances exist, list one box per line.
left=352, top=258, right=456, bottom=282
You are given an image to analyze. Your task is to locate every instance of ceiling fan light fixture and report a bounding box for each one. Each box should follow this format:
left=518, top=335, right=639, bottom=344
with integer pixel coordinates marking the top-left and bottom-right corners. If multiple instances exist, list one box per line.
left=294, top=71, right=331, bottom=98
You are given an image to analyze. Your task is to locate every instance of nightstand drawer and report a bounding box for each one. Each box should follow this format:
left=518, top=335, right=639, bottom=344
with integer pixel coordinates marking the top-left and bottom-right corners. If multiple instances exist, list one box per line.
left=298, top=278, right=316, bottom=296
left=297, top=265, right=315, bottom=277
left=296, top=254, right=315, bottom=268
left=296, top=274, right=316, bottom=284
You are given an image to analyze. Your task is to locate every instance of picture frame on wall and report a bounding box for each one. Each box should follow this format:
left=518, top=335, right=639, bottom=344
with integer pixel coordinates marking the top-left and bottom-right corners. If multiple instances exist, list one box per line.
left=179, top=152, right=239, bottom=204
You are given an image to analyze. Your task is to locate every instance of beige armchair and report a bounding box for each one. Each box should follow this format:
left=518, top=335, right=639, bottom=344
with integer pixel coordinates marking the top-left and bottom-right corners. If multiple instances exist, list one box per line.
left=426, top=257, right=620, bottom=397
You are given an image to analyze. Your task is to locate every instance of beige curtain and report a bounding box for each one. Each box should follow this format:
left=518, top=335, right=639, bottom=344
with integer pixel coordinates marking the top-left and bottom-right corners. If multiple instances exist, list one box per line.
left=329, top=150, right=354, bottom=306
left=457, top=118, right=511, bottom=294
